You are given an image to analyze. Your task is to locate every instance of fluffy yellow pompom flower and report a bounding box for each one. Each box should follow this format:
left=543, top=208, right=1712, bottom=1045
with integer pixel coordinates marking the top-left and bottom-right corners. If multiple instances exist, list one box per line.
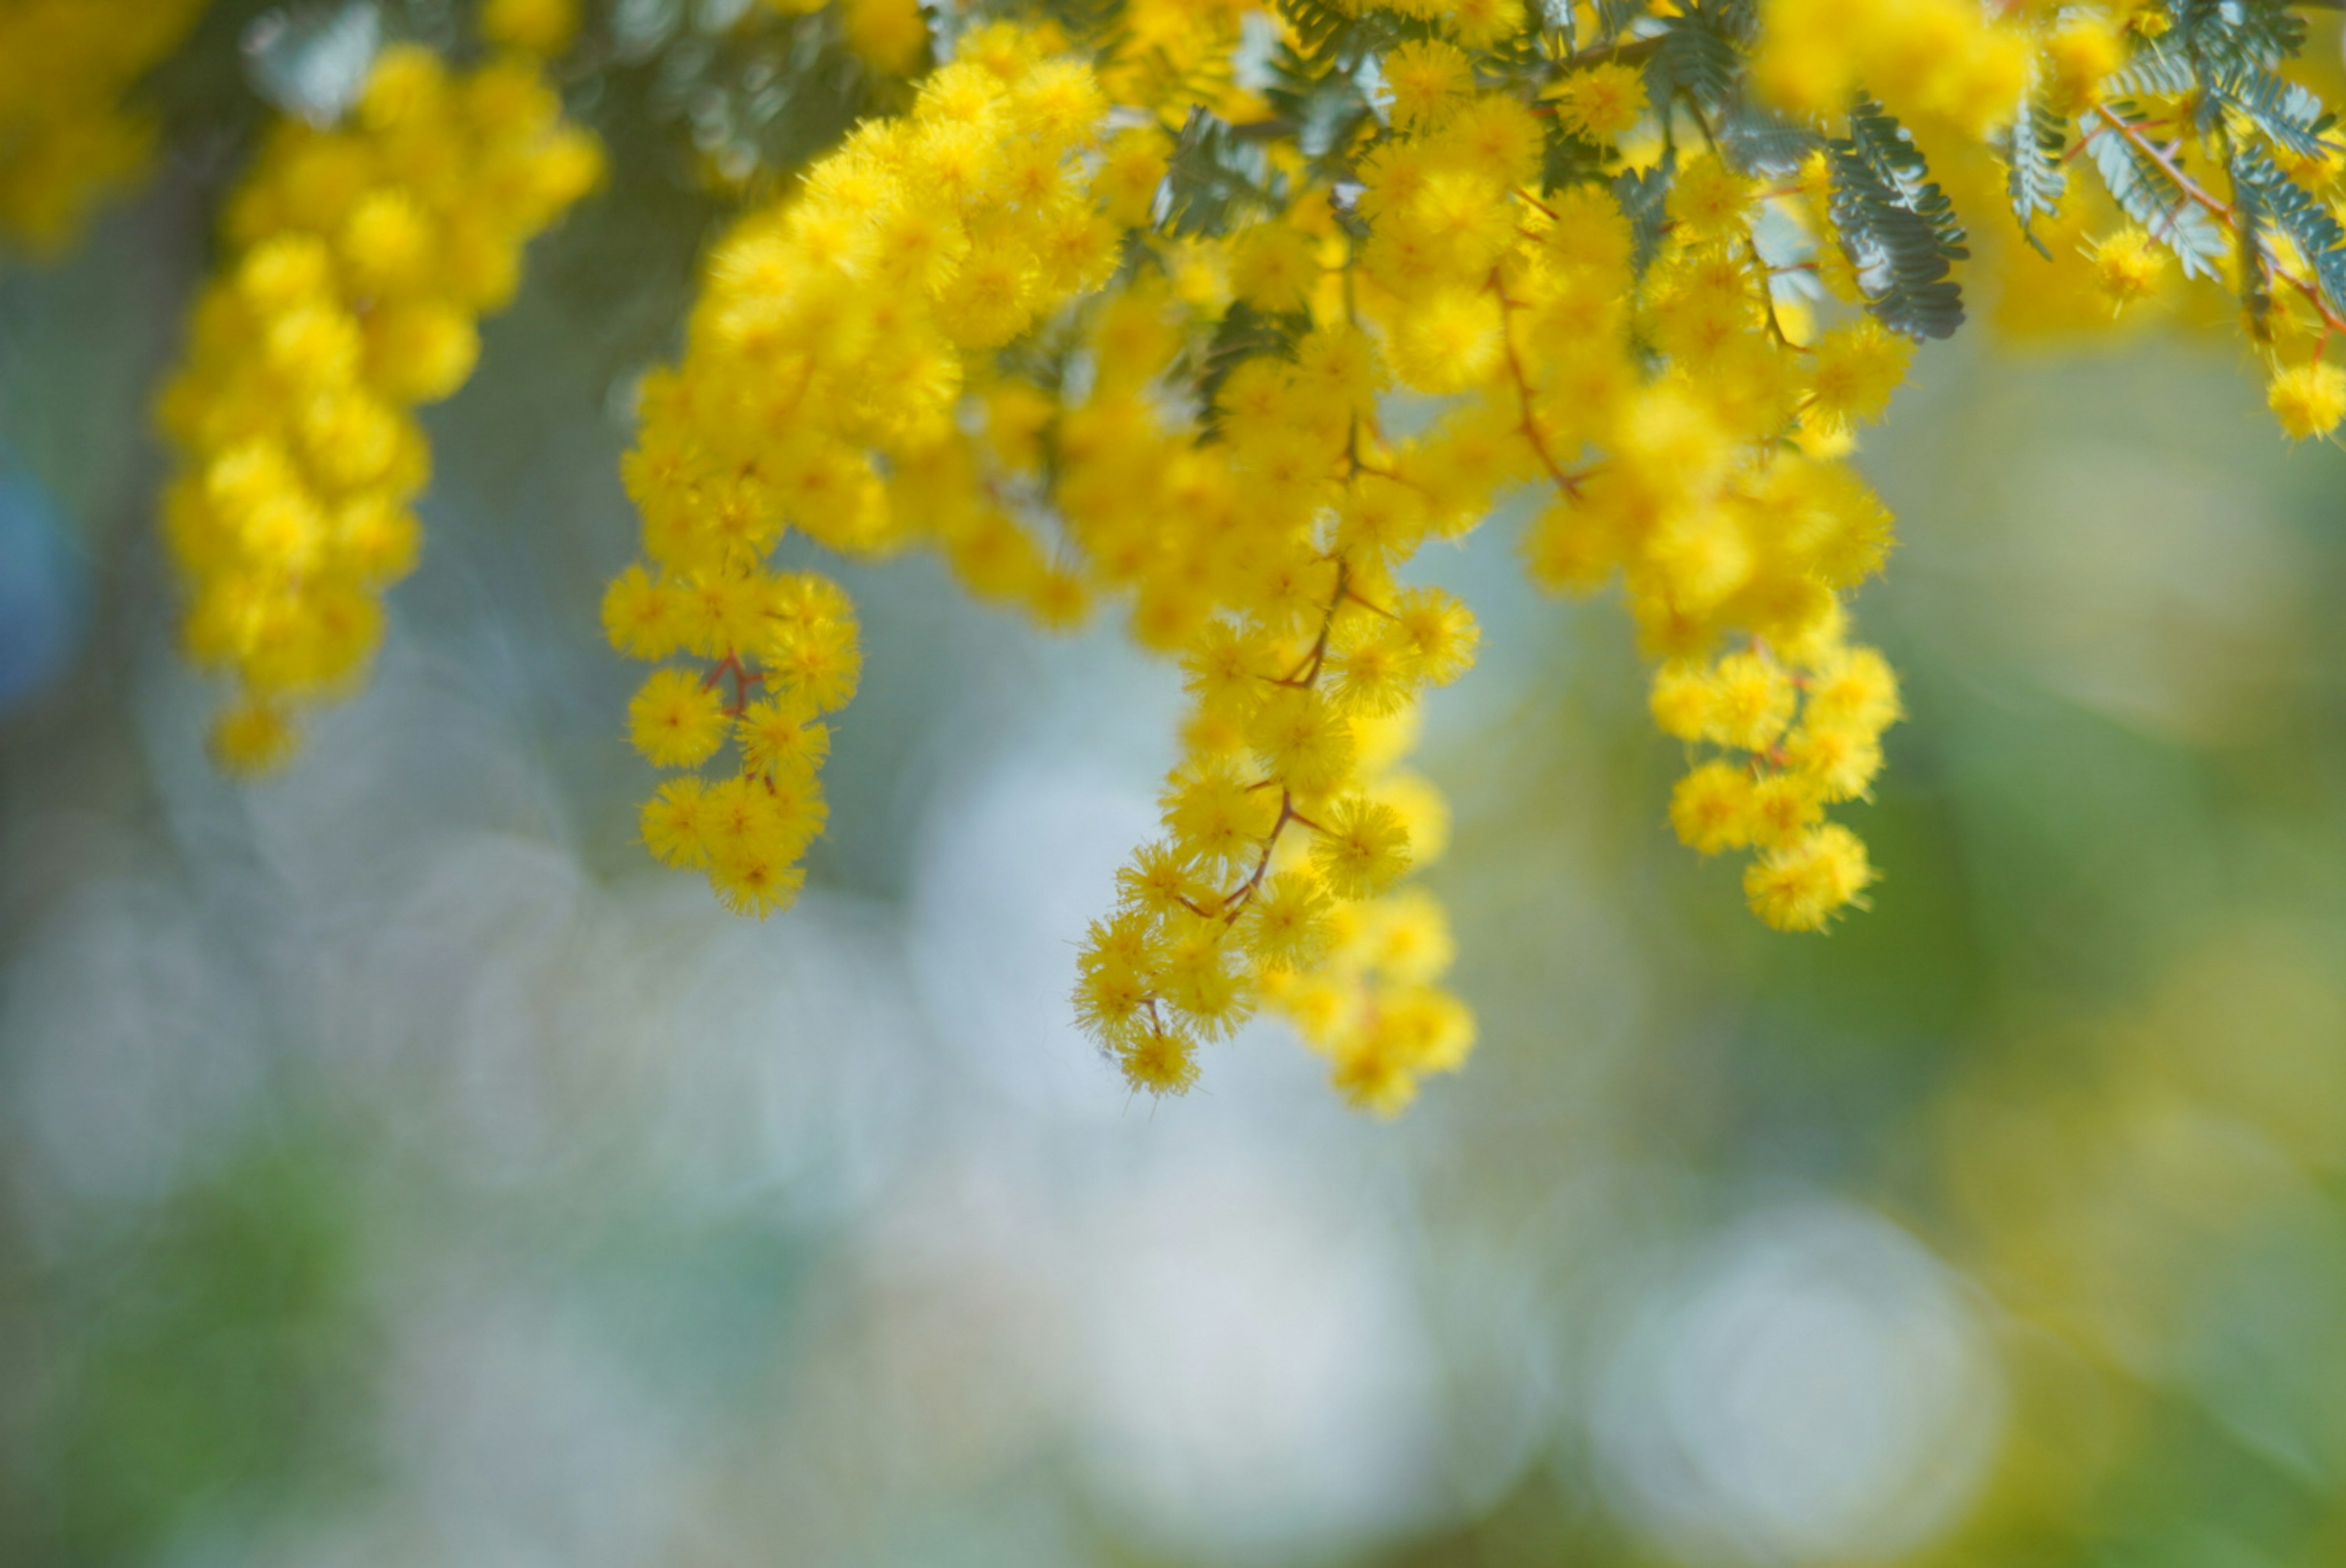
left=1166, top=760, right=1281, bottom=870
left=1244, top=872, right=1337, bottom=970
left=1391, top=288, right=1504, bottom=392
left=695, top=775, right=821, bottom=918
left=1706, top=652, right=1798, bottom=751
left=640, top=778, right=714, bottom=869
left=602, top=566, right=684, bottom=660
left=1551, top=62, right=1647, bottom=142
left=1119, top=1030, right=1203, bottom=1096
left=2091, top=228, right=2165, bottom=312
left=1745, top=823, right=1876, bottom=931
left=1312, top=798, right=1414, bottom=899
left=1074, top=916, right=1157, bottom=1046
left=709, top=842, right=808, bottom=919
left=1781, top=723, right=1884, bottom=802
left=629, top=669, right=730, bottom=767
left=1248, top=689, right=1357, bottom=799
left=737, top=702, right=830, bottom=779
left=2268, top=362, right=2346, bottom=441
left=1672, top=761, right=1756, bottom=855
left=768, top=616, right=864, bottom=715
left=1806, top=320, right=1912, bottom=428
left=1160, top=914, right=1259, bottom=1040
left=1231, top=222, right=1322, bottom=315
left=1805, top=646, right=1902, bottom=734
left=1384, top=38, right=1474, bottom=131
left=1651, top=663, right=1717, bottom=742
left=1667, top=156, right=1755, bottom=245
left=1746, top=773, right=1824, bottom=850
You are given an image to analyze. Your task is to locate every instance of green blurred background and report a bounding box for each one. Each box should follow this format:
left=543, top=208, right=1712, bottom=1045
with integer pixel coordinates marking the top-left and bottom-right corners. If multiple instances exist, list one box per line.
left=7, top=5, right=2346, bottom=1564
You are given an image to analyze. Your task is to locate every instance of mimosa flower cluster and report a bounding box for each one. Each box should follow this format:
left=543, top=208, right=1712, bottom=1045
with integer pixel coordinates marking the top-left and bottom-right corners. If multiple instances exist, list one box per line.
left=604, top=0, right=2346, bottom=1108
left=0, top=0, right=208, bottom=251
left=606, top=23, right=1119, bottom=914
left=93, top=1, right=2346, bottom=1109
left=157, top=27, right=600, bottom=770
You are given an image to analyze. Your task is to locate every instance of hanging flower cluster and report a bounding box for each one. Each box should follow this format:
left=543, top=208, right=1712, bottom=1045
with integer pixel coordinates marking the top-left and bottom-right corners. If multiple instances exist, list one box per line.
left=157, top=22, right=600, bottom=768
left=605, top=24, right=1120, bottom=913
left=597, top=0, right=2346, bottom=1108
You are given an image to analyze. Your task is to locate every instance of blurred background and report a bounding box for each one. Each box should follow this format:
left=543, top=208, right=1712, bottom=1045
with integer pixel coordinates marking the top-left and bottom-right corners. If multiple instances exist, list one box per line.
left=9, top=5, right=2346, bottom=1564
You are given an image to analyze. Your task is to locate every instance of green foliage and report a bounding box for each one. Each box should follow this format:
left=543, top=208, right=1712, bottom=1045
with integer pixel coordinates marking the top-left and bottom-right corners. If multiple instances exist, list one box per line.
left=1647, top=0, right=1755, bottom=115
left=626, top=2, right=883, bottom=189
left=1827, top=96, right=1968, bottom=340
left=1262, top=1, right=1380, bottom=172
left=1161, top=107, right=1283, bottom=236
left=1717, top=103, right=1820, bottom=177
left=1542, top=122, right=1612, bottom=190
left=1614, top=159, right=1675, bottom=278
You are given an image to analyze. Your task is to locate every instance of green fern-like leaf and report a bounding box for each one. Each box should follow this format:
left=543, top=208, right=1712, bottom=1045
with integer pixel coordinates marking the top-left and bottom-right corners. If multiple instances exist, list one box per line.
left=2006, top=80, right=2068, bottom=260
left=1613, top=159, right=1673, bottom=279
left=2209, top=62, right=2334, bottom=163
left=2231, top=140, right=2346, bottom=316
left=2084, top=107, right=2228, bottom=280
left=1277, top=0, right=1390, bottom=71
left=1543, top=122, right=1612, bottom=191
left=1162, top=108, right=1283, bottom=236
left=1844, top=96, right=1967, bottom=257
left=2168, top=0, right=2305, bottom=75
left=1027, top=0, right=1128, bottom=51
left=2102, top=33, right=2197, bottom=101
left=1260, top=1, right=1381, bottom=170
left=1827, top=96, right=1967, bottom=340
left=1647, top=0, right=1753, bottom=114
left=2229, top=139, right=2276, bottom=337
left=1585, top=0, right=1645, bottom=47
left=1719, top=103, right=1820, bottom=177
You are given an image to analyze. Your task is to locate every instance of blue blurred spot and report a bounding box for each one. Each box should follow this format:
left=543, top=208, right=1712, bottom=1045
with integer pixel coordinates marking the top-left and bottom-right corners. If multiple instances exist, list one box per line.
left=0, top=473, right=87, bottom=712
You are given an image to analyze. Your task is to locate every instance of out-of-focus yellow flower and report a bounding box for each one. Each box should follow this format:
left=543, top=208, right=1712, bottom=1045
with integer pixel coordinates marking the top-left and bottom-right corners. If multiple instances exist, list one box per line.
left=0, top=0, right=208, bottom=252
left=2269, top=360, right=2346, bottom=440
left=159, top=39, right=600, bottom=768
